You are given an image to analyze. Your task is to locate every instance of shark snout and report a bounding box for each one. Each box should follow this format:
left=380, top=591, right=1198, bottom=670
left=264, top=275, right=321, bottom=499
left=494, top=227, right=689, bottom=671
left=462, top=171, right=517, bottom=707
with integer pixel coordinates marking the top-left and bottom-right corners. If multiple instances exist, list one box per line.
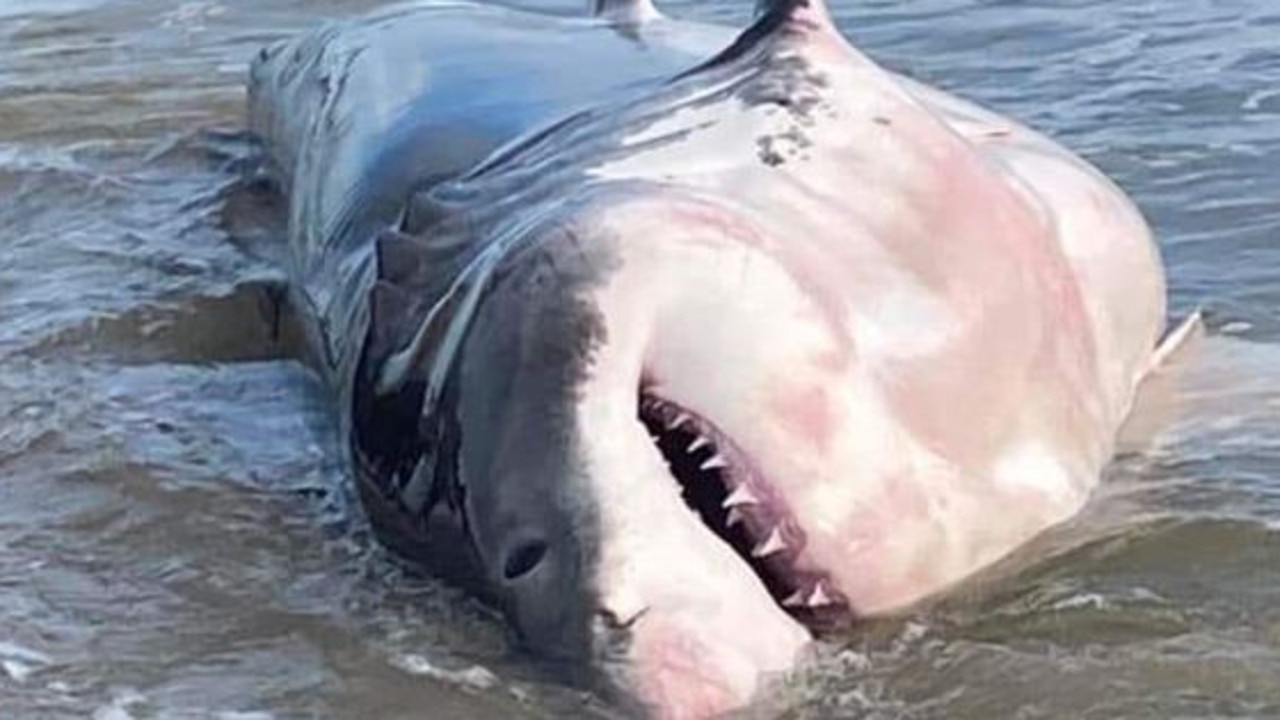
left=593, top=573, right=810, bottom=720
left=579, top=406, right=811, bottom=718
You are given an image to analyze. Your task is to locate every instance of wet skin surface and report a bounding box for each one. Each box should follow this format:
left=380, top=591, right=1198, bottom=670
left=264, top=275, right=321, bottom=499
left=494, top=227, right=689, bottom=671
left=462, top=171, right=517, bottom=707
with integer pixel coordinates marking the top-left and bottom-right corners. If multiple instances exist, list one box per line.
left=1, top=0, right=1278, bottom=717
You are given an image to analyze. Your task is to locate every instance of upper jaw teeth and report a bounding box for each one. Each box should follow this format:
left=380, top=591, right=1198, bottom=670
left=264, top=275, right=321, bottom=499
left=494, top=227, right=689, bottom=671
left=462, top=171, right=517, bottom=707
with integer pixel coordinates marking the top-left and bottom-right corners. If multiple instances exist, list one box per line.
left=699, top=454, right=728, bottom=471
left=687, top=436, right=711, bottom=453
left=751, top=526, right=787, bottom=558
left=722, top=484, right=758, bottom=508
left=726, top=508, right=746, bottom=527
left=643, top=395, right=839, bottom=615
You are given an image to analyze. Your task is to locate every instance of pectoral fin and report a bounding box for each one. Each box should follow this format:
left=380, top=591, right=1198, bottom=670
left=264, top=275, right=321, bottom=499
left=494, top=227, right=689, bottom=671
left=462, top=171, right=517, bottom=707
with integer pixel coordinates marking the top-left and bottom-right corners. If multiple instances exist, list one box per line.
left=1117, top=310, right=1205, bottom=453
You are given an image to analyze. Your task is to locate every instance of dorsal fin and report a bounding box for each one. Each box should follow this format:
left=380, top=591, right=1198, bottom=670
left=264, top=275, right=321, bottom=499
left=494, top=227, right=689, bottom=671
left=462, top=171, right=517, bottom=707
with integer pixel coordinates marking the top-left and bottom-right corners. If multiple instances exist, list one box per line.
left=589, top=0, right=660, bottom=24
left=681, top=0, right=836, bottom=77
left=753, top=0, right=833, bottom=25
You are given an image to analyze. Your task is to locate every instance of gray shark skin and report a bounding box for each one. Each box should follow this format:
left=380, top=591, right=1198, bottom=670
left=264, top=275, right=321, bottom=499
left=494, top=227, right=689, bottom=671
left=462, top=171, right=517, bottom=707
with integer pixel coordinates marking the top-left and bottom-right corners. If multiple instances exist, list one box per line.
left=248, top=0, right=1171, bottom=716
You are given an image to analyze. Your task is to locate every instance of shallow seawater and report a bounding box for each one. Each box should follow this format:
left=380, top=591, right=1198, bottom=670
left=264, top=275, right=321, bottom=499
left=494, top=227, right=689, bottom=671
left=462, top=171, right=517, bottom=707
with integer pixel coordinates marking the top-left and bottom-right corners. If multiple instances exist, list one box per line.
left=1, top=0, right=1277, bottom=717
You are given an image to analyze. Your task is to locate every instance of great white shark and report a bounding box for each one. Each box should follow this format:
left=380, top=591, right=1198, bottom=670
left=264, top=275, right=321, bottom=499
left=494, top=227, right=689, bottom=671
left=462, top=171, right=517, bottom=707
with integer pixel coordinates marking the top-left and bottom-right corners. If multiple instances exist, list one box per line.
left=247, top=0, right=1188, bottom=716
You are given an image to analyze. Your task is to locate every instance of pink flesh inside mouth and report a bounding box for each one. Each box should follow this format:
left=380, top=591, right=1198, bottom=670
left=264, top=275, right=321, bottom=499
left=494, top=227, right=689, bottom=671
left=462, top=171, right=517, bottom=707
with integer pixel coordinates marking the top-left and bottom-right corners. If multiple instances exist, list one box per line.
left=638, top=391, right=852, bottom=629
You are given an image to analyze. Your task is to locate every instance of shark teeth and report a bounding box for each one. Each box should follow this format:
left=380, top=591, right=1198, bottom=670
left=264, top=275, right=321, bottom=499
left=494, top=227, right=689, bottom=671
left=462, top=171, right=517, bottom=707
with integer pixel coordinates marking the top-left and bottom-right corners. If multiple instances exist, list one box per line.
left=781, top=581, right=838, bottom=609
left=751, top=526, right=787, bottom=558
left=639, top=393, right=846, bottom=618
left=699, top=454, right=728, bottom=471
left=807, top=581, right=836, bottom=608
left=726, top=508, right=746, bottom=528
left=722, top=484, right=758, bottom=508
left=701, top=453, right=732, bottom=471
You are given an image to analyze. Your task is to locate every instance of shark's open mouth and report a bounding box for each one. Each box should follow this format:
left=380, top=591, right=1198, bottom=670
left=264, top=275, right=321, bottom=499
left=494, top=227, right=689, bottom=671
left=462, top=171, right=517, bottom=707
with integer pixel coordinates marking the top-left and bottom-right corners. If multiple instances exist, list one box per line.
left=638, top=392, right=850, bottom=626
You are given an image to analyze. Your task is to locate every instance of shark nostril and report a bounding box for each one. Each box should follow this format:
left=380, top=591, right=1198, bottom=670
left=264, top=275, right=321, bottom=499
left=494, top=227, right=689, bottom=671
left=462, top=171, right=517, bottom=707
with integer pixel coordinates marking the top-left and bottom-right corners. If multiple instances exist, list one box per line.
left=504, top=539, right=548, bottom=580
left=598, top=606, right=649, bottom=631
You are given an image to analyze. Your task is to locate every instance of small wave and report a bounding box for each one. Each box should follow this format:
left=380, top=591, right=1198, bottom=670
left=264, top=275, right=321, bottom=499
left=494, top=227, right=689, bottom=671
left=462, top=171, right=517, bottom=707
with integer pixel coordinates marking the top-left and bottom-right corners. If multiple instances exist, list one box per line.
left=91, top=689, right=147, bottom=720
left=390, top=652, right=500, bottom=692
left=0, top=641, right=53, bottom=683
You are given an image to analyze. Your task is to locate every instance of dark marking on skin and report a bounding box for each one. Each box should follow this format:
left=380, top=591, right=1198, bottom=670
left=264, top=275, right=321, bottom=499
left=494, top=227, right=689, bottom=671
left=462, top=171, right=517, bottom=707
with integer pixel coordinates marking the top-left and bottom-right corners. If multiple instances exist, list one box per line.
left=757, top=137, right=786, bottom=167
left=676, top=0, right=817, bottom=78
left=874, top=116, right=891, bottom=126
left=756, top=124, right=813, bottom=167
left=737, top=56, right=827, bottom=121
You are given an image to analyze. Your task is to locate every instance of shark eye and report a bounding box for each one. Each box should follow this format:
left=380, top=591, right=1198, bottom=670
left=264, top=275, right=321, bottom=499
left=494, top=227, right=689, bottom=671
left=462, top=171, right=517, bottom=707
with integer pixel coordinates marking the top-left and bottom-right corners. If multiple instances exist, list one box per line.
left=504, top=539, right=549, bottom=580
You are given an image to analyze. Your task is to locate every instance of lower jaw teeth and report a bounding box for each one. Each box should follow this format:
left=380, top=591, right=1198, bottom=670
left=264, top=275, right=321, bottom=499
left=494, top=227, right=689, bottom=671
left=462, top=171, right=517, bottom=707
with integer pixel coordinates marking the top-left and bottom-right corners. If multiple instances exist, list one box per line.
left=726, top=508, right=745, bottom=528
left=751, top=527, right=788, bottom=558
left=781, top=580, right=838, bottom=610
left=722, top=484, right=758, bottom=508
left=807, top=582, right=834, bottom=607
